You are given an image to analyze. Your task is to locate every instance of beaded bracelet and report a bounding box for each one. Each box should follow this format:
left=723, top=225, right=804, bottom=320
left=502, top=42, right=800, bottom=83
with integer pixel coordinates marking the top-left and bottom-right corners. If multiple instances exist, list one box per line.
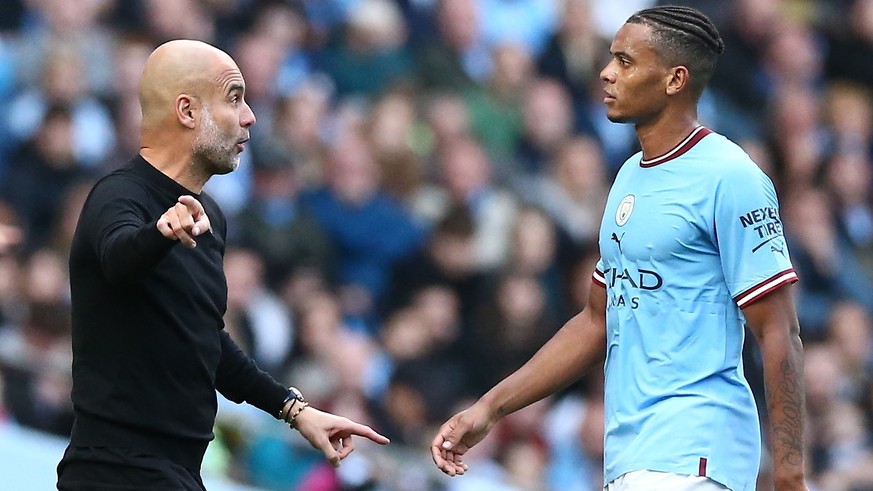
left=287, top=401, right=310, bottom=429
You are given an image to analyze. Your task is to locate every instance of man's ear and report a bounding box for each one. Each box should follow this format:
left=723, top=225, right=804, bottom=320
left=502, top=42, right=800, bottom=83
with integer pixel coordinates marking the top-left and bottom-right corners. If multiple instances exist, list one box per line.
left=666, top=66, right=690, bottom=96
left=176, top=94, right=197, bottom=129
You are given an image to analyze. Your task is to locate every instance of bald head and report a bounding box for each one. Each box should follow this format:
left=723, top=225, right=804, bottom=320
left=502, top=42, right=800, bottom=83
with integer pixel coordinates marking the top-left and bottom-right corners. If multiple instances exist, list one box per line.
left=137, top=39, right=255, bottom=190
left=139, top=40, right=238, bottom=131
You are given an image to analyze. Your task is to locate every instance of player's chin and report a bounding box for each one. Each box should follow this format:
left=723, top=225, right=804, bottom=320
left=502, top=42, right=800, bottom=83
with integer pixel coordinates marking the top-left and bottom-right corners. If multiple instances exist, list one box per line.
left=605, top=109, right=630, bottom=124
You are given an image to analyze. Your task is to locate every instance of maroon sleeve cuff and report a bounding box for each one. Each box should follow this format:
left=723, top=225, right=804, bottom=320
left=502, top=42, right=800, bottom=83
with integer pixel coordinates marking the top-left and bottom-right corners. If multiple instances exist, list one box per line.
left=734, top=268, right=798, bottom=309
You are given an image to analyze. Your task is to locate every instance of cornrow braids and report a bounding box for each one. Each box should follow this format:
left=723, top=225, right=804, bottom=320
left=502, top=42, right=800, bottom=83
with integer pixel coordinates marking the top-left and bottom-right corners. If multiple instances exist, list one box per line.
left=627, top=6, right=725, bottom=98
left=629, top=6, right=725, bottom=54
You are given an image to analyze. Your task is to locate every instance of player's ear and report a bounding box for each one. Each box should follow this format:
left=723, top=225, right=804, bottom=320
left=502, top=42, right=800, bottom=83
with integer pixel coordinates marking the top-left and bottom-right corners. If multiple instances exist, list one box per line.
left=666, top=66, right=689, bottom=96
left=176, top=94, right=198, bottom=129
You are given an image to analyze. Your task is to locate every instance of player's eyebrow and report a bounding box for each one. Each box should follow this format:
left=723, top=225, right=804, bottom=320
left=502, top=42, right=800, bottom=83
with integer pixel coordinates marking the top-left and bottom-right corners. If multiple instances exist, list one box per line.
left=610, top=50, right=634, bottom=61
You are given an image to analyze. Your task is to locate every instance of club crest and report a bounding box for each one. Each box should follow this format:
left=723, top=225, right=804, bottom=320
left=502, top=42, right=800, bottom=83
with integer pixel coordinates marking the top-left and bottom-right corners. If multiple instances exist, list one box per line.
left=615, top=195, right=635, bottom=226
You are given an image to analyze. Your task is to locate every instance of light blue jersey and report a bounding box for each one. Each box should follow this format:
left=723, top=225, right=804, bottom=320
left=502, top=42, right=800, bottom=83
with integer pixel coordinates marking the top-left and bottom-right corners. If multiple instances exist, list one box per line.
left=593, top=127, right=797, bottom=491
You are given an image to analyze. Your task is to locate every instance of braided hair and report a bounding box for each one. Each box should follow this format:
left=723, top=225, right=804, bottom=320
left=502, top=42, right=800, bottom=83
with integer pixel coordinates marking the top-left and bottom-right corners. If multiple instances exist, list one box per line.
left=627, top=6, right=725, bottom=98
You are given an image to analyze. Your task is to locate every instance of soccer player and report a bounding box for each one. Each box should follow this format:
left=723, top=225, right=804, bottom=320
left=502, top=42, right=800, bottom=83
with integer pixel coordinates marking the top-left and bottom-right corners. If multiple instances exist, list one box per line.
left=431, top=6, right=807, bottom=491
left=57, top=40, right=388, bottom=490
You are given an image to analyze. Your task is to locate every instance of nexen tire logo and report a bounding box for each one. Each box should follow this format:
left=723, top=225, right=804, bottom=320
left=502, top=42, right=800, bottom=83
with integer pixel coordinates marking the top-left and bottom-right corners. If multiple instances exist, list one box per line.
left=739, top=206, right=784, bottom=253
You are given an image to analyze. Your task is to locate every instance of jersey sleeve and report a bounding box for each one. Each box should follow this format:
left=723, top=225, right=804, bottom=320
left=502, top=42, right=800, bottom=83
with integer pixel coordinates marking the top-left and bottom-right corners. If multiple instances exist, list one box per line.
left=714, top=163, right=797, bottom=309
left=593, top=257, right=607, bottom=288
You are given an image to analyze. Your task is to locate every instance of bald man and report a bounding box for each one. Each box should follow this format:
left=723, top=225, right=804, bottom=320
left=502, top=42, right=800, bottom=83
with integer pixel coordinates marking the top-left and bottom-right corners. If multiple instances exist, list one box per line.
left=57, top=40, right=388, bottom=491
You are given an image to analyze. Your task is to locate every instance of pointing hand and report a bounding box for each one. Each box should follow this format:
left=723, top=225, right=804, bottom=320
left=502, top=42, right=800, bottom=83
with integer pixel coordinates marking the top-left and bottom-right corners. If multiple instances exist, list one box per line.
left=157, top=195, right=211, bottom=248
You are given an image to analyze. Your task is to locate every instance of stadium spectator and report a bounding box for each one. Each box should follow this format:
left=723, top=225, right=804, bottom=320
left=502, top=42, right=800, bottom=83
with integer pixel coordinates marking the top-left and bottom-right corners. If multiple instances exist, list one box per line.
left=434, top=137, right=518, bottom=270
left=303, top=129, right=425, bottom=327
left=1, top=104, right=93, bottom=252
left=416, top=0, right=490, bottom=91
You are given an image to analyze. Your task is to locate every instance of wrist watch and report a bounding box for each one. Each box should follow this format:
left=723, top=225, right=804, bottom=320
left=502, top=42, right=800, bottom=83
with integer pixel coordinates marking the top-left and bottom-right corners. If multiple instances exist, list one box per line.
left=288, top=386, right=305, bottom=403
left=280, top=386, right=306, bottom=420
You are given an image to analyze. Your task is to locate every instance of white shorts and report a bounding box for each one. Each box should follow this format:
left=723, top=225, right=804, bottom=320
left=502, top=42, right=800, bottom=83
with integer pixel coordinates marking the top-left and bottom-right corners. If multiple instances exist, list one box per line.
left=605, top=470, right=731, bottom=491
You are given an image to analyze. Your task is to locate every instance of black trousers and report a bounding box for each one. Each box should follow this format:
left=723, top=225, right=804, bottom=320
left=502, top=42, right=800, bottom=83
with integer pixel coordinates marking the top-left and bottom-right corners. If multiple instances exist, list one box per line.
left=57, top=446, right=207, bottom=491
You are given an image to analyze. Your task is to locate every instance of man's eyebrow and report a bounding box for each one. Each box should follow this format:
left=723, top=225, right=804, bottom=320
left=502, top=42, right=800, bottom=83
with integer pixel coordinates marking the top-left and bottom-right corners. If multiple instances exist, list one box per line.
left=611, top=50, right=633, bottom=60
left=226, top=83, right=245, bottom=95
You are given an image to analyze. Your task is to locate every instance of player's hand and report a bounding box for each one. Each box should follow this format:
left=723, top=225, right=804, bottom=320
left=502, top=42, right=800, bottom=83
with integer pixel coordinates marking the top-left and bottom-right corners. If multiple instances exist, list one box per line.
left=156, top=195, right=210, bottom=248
left=431, top=403, right=498, bottom=476
left=292, top=406, right=390, bottom=468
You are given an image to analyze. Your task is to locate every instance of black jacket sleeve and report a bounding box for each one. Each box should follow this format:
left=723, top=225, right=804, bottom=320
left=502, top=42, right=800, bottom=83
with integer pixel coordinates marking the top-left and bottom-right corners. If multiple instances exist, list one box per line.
left=86, top=179, right=177, bottom=284
left=215, top=330, right=288, bottom=419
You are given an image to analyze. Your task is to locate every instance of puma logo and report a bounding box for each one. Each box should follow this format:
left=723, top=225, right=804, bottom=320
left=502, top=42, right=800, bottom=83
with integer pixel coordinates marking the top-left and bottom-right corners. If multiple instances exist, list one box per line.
left=611, top=232, right=625, bottom=254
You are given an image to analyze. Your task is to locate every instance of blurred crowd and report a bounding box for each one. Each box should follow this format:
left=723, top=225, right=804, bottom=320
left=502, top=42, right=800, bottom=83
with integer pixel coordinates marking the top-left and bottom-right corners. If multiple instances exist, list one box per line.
left=0, top=0, right=872, bottom=489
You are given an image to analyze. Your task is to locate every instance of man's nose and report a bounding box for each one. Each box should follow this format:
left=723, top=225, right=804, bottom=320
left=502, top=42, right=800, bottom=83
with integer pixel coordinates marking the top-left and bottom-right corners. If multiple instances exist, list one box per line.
left=241, top=102, right=256, bottom=127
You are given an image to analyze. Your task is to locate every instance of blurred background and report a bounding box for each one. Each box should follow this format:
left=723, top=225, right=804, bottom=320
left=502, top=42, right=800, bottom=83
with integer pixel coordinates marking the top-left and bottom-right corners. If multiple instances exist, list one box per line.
left=0, top=0, right=871, bottom=489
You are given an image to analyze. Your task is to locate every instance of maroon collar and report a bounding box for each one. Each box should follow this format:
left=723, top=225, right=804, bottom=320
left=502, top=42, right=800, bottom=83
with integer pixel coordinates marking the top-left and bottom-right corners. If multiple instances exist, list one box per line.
left=640, top=126, right=713, bottom=168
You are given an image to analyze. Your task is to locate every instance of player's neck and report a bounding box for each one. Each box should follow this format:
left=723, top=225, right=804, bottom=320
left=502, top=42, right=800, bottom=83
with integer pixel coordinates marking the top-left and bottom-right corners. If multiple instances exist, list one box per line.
left=140, top=145, right=208, bottom=194
left=635, top=112, right=701, bottom=161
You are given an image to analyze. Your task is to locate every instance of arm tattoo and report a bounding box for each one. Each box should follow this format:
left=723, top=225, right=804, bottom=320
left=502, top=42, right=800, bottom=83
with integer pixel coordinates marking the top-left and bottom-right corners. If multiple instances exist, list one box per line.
left=770, top=358, right=804, bottom=467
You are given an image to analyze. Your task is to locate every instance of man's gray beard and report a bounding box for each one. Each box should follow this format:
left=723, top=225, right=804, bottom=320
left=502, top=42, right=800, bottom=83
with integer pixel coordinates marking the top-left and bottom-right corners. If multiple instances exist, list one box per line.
left=192, top=105, right=239, bottom=176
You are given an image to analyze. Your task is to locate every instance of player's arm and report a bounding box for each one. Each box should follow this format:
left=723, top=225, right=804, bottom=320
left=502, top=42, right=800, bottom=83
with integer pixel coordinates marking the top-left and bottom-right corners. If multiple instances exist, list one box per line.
left=431, top=282, right=607, bottom=476
left=477, top=282, right=607, bottom=418
left=743, top=284, right=807, bottom=491
left=215, top=330, right=389, bottom=466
